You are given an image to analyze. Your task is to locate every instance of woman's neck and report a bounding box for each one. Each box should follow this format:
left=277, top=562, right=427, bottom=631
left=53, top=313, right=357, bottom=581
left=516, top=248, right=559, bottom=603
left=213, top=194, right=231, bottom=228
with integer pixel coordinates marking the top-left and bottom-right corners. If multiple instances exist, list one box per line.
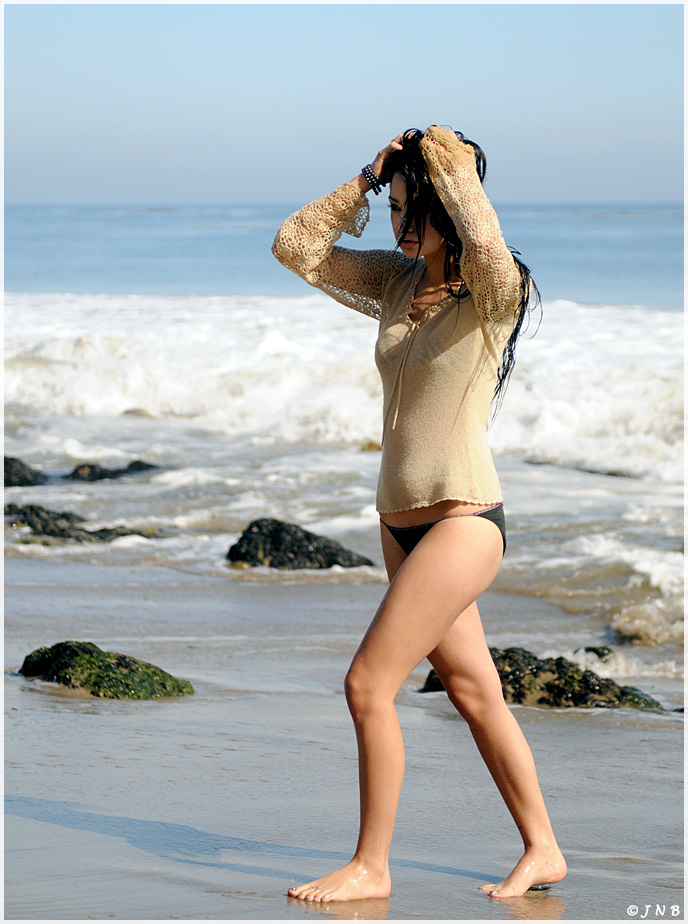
left=422, top=245, right=460, bottom=289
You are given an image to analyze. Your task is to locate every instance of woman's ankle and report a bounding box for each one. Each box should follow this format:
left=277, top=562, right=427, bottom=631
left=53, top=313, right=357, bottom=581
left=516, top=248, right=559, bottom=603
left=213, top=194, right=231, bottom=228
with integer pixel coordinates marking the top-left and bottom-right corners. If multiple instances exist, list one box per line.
left=521, top=834, right=561, bottom=853
left=350, top=852, right=390, bottom=879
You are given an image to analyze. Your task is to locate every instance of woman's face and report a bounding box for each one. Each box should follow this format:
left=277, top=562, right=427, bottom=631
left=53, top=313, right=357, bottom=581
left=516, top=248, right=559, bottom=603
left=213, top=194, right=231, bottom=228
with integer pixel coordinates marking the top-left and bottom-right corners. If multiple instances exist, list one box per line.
left=389, top=173, right=445, bottom=260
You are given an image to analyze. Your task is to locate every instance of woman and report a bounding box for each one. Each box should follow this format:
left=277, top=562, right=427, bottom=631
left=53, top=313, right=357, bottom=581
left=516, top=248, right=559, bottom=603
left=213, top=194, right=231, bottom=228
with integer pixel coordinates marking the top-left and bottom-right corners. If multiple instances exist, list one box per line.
left=272, top=126, right=566, bottom=902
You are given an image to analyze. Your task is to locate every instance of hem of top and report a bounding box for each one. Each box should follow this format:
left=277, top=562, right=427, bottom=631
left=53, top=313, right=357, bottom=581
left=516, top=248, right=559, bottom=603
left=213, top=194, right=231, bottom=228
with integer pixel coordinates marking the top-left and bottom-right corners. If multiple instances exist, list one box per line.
left=376, top=494, right=504, bottom=515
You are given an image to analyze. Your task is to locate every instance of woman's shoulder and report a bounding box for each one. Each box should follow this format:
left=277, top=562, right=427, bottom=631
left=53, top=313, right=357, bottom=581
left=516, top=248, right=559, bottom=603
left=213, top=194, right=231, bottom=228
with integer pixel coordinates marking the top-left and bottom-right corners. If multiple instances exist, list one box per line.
left=382, top=254, right=419, bottom=291
left=342, top=248, right=415, bottom=284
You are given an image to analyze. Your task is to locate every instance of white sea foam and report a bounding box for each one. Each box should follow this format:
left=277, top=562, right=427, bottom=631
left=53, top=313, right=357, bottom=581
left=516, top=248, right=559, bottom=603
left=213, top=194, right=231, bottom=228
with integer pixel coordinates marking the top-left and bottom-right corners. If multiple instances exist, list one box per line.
left=492, top=300, right=684, bottom=482
left=5, top=291, right=683, bottom=664
left=610, top=602, right=684, bottom=647
left=5, top=293, right=683, bottom=482
left=562, top=533, right=684, bottom=600
left=540, top=647, right=683, bottom=681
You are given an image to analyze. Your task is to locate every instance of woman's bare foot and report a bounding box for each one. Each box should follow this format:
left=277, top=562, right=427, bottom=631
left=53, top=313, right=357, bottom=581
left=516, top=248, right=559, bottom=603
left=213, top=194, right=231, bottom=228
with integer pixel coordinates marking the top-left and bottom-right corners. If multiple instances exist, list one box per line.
left=287, top=860, right=391, bottom=903
left=480, top=845, right=567, bottom=898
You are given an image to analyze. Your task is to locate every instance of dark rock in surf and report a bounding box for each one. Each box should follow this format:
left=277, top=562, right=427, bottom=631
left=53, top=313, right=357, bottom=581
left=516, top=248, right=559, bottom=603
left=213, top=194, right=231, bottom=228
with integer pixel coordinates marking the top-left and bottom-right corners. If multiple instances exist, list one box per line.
left=5, top=503, right=161, bottom=543
left=5, top=504, right=86, bottom=538
left=226, top=517, right=374, bottom=570
left=4, top=456, right=158, bottom=484
left=65, top=460, right=157, bottom=481
left=19, top=641, right=195, bottom=700
left=418, top=670, right=445, bottom=693
left=419, top=646, right=663, bottom=711
left=577, top=646, right=614, bottom=661
left=4, top=457, right=49, bottom=487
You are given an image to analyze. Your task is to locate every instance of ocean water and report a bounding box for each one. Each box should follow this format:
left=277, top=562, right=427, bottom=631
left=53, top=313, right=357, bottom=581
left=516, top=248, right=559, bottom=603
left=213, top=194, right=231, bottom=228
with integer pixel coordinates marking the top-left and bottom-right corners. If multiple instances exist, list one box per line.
left=4, top=201, right=684, bottom=707
left=4, top=201, right=684, bottom=307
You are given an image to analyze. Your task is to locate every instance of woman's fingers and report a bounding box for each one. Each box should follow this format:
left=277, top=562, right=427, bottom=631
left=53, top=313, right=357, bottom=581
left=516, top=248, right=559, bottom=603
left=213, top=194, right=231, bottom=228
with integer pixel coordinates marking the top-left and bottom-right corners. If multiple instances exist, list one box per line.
left=371, top=135, right=404, bottom=181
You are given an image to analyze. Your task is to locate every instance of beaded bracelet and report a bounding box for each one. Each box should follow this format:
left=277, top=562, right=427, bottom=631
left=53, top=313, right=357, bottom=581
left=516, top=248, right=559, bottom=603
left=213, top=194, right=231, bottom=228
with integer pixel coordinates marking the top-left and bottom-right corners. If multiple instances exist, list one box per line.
left=361, top=164, right=383, bottom=195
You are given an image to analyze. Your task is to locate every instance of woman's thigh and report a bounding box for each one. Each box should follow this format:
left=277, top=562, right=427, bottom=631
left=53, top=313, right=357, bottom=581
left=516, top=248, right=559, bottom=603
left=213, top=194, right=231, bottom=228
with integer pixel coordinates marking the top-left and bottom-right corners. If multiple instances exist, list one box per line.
left=352, top=516, right=503, bottom=698
left=426, top=602, right=505, bottom=713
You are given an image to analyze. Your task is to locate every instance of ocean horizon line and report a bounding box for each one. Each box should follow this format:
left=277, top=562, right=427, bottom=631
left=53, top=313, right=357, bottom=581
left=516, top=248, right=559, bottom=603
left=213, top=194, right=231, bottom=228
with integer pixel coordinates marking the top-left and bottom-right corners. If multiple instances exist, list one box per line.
left=5, top=199, right=684, bottom=211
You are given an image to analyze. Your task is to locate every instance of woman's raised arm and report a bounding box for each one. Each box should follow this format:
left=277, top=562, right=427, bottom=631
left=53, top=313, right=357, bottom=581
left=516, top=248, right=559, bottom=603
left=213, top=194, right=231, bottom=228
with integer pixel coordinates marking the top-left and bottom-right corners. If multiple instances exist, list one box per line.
left=272, top=138, right=408, bottom=320
left=420, top=126, right=523, bottom=324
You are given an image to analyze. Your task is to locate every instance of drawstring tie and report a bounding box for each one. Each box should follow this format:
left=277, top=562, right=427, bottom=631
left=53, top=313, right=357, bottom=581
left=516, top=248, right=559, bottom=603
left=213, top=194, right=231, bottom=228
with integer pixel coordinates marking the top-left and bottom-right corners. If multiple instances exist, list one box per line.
left=382, top=264, right=456, bottom=439
left=384, top=318, right=420, bottom=434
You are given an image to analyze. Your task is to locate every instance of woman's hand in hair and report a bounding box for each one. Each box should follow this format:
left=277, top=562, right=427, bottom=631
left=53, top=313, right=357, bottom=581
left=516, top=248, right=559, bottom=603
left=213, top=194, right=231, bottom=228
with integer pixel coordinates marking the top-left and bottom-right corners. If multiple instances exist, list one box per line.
left=349, top=134, right=404, bottom=194
left=371, top=133, right=404, bottom=183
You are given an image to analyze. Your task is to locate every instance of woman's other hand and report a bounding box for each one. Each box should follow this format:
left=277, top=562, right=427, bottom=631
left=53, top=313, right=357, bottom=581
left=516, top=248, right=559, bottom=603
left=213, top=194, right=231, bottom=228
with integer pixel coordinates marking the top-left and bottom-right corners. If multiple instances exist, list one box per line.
left=350, top=134, right=404, bottom=194
left=372, top=134, right=404, bottom=184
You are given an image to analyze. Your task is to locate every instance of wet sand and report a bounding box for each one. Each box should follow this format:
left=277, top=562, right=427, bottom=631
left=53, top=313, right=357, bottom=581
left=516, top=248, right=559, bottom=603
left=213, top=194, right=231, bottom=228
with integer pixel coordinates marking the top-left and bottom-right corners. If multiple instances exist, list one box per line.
left=4, top=559, right=684, bottom=920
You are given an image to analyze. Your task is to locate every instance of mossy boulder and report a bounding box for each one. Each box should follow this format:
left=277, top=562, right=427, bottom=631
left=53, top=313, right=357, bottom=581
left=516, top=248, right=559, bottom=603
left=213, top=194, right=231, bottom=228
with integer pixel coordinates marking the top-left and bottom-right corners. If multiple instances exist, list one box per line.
left=226, top=517, right=374, bottom=570
left=19, top=641, right=195, bottom=700
left=419, top=646, right=662, bottom=711
left=4, top=456, right=49, bottom=486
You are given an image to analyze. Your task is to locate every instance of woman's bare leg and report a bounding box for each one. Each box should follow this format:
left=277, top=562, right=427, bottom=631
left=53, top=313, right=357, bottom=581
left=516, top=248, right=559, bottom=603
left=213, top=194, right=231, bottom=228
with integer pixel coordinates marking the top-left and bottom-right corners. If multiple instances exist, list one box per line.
left=287, top=515, right=503, bottom=902
left=428, top=604, right=566, bottom=897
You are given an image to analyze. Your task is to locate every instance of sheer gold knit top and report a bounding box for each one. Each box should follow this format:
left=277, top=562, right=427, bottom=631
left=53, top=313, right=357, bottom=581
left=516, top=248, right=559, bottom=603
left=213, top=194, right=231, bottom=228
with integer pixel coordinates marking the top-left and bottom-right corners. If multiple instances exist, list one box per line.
left=272, top=126, right=523, bottom=513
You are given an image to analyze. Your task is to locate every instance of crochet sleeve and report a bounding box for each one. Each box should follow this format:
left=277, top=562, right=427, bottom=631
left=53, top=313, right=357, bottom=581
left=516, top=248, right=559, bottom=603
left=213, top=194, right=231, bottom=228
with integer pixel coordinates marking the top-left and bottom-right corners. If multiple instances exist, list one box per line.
left=420, top=126, right=522, bottom=324
left=272, top=182, right=408, bottom=321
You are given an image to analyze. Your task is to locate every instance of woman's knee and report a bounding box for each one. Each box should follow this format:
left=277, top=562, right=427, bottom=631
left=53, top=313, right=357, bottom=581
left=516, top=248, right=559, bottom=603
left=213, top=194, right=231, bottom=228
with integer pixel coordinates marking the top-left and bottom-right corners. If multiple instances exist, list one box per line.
left=443, top=674, right=506, bottom=726
left=344, top=659, right=394, bottom=722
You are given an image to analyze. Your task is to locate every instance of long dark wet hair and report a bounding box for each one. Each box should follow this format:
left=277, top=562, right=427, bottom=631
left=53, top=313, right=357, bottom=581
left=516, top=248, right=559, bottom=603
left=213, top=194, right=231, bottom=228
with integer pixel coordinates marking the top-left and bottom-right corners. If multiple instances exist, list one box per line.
left=383, top=128, right=541, bottom=414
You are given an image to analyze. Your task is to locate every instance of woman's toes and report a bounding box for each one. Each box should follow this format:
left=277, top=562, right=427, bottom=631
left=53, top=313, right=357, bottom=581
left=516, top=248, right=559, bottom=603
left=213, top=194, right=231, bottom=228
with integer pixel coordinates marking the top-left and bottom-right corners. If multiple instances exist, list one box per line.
left=289, top=883, right=321, bottom=901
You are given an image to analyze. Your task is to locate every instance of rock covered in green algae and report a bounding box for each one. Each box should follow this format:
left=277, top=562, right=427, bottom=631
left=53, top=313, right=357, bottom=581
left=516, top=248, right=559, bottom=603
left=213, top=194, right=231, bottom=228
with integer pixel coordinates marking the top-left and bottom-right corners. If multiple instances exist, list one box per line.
left=226, top=517, right=374, bottom=570
left=419, top=646, right=662, bottom=711
left=20, top=641, right=195, bottom=700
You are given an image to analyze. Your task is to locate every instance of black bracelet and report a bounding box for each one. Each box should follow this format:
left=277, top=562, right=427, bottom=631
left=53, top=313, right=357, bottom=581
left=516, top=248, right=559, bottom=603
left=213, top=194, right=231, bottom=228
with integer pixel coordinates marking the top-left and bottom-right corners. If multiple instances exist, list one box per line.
left=361, top=164, right=383, bottom=195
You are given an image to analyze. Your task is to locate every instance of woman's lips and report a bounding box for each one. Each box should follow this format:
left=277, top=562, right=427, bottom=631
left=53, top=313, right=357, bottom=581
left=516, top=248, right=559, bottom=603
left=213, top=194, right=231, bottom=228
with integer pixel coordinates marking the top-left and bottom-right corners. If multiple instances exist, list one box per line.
left=400, top=239, right=418, bottom=248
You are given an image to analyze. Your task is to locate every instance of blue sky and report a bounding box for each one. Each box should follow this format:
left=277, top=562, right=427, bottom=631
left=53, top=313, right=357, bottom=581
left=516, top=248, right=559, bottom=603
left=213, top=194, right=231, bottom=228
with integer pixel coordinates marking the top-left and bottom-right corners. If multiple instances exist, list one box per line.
left=4, top=3, right=684, bottom=204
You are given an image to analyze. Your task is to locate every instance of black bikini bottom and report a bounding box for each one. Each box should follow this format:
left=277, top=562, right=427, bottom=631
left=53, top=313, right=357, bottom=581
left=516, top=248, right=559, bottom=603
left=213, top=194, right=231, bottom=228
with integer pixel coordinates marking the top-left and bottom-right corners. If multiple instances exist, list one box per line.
left=381, top=503, right=506, bottom=556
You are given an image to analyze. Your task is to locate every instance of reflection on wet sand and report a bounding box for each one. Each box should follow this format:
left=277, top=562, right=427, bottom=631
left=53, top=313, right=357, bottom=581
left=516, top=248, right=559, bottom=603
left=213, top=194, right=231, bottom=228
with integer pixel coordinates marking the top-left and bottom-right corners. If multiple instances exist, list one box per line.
left=489, top=889, right=566, bottom=920
left=287, top=894, right=390, bottom=920
left=285, top=889, right=565, bottom=920
left=284, top=889, right=565, bottom=920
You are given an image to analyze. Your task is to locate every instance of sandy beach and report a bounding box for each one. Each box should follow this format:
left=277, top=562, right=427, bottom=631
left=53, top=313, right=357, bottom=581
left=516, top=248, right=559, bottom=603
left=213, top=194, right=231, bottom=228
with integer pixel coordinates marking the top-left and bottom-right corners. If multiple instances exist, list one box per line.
left=4, top=557, right=683, bottom=921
